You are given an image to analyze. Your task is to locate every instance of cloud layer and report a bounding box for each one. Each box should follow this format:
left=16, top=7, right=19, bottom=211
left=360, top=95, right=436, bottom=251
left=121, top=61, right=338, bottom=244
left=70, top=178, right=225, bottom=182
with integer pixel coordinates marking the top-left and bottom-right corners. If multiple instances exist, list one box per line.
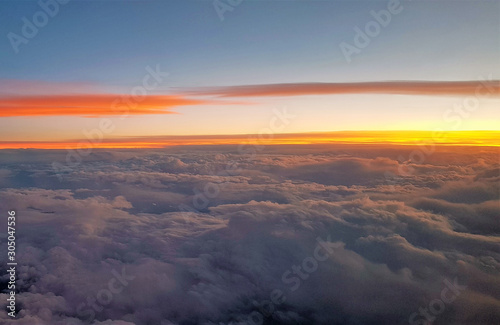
left=189, top=80, right=500, bottom=97
left=0, top=94, right=211, bottom=118
left=0, top=144, right=499, bottom=324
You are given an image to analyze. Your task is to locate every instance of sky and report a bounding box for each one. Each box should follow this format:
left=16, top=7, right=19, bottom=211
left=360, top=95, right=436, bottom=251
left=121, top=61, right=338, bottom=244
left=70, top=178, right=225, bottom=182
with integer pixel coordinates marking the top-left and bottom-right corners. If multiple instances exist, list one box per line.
left=0, top=0, right=499, bottom=146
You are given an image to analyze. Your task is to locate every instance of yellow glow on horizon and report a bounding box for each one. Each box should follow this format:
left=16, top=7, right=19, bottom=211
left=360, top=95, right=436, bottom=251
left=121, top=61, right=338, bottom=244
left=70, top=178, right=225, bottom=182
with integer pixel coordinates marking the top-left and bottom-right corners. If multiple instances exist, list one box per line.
left=0, top=131, right=499, bottom=149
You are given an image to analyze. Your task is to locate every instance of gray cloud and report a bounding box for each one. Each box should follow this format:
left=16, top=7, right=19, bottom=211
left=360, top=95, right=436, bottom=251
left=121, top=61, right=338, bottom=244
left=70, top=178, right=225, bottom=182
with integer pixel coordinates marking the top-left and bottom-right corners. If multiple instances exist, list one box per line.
left=187, top=80, right=500, bottom=98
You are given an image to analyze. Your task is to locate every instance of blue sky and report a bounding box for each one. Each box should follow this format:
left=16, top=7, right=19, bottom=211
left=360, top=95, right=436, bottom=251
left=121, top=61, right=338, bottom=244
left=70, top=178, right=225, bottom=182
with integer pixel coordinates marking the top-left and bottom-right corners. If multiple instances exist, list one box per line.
left=2, top=0, right=499, bottom=85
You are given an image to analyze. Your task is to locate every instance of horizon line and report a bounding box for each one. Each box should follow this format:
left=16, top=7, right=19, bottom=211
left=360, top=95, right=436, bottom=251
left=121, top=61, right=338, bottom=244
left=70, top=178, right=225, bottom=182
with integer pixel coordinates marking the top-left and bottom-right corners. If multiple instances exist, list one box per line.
left=1, top=130, right=499, bottom=150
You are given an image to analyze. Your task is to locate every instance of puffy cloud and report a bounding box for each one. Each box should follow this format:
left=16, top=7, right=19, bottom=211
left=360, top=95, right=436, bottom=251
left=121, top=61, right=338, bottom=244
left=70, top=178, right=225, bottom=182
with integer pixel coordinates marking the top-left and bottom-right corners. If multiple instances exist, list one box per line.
left=0, top=145, right=499, bottom=324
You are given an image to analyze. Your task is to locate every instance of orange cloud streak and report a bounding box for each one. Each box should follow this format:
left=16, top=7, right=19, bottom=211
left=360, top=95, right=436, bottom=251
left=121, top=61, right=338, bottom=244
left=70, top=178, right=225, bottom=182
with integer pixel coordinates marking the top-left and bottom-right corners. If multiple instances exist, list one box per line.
left=0, top=94, right=213, bottom=117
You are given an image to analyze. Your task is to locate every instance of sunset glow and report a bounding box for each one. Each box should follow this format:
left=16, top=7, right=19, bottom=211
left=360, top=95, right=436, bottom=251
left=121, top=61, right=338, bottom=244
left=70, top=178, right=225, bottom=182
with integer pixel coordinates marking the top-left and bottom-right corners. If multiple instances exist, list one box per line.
left=0, top=94, right=228, bottom=117
left=1, top=1, right=500, bottom=324
left=1, top=131, right=499, bottom=149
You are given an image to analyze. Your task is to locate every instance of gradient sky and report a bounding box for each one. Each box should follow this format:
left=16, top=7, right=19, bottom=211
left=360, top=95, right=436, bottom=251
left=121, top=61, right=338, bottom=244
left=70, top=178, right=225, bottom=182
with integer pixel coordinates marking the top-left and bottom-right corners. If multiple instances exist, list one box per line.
left=0, top=0, right=499, bottom=143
